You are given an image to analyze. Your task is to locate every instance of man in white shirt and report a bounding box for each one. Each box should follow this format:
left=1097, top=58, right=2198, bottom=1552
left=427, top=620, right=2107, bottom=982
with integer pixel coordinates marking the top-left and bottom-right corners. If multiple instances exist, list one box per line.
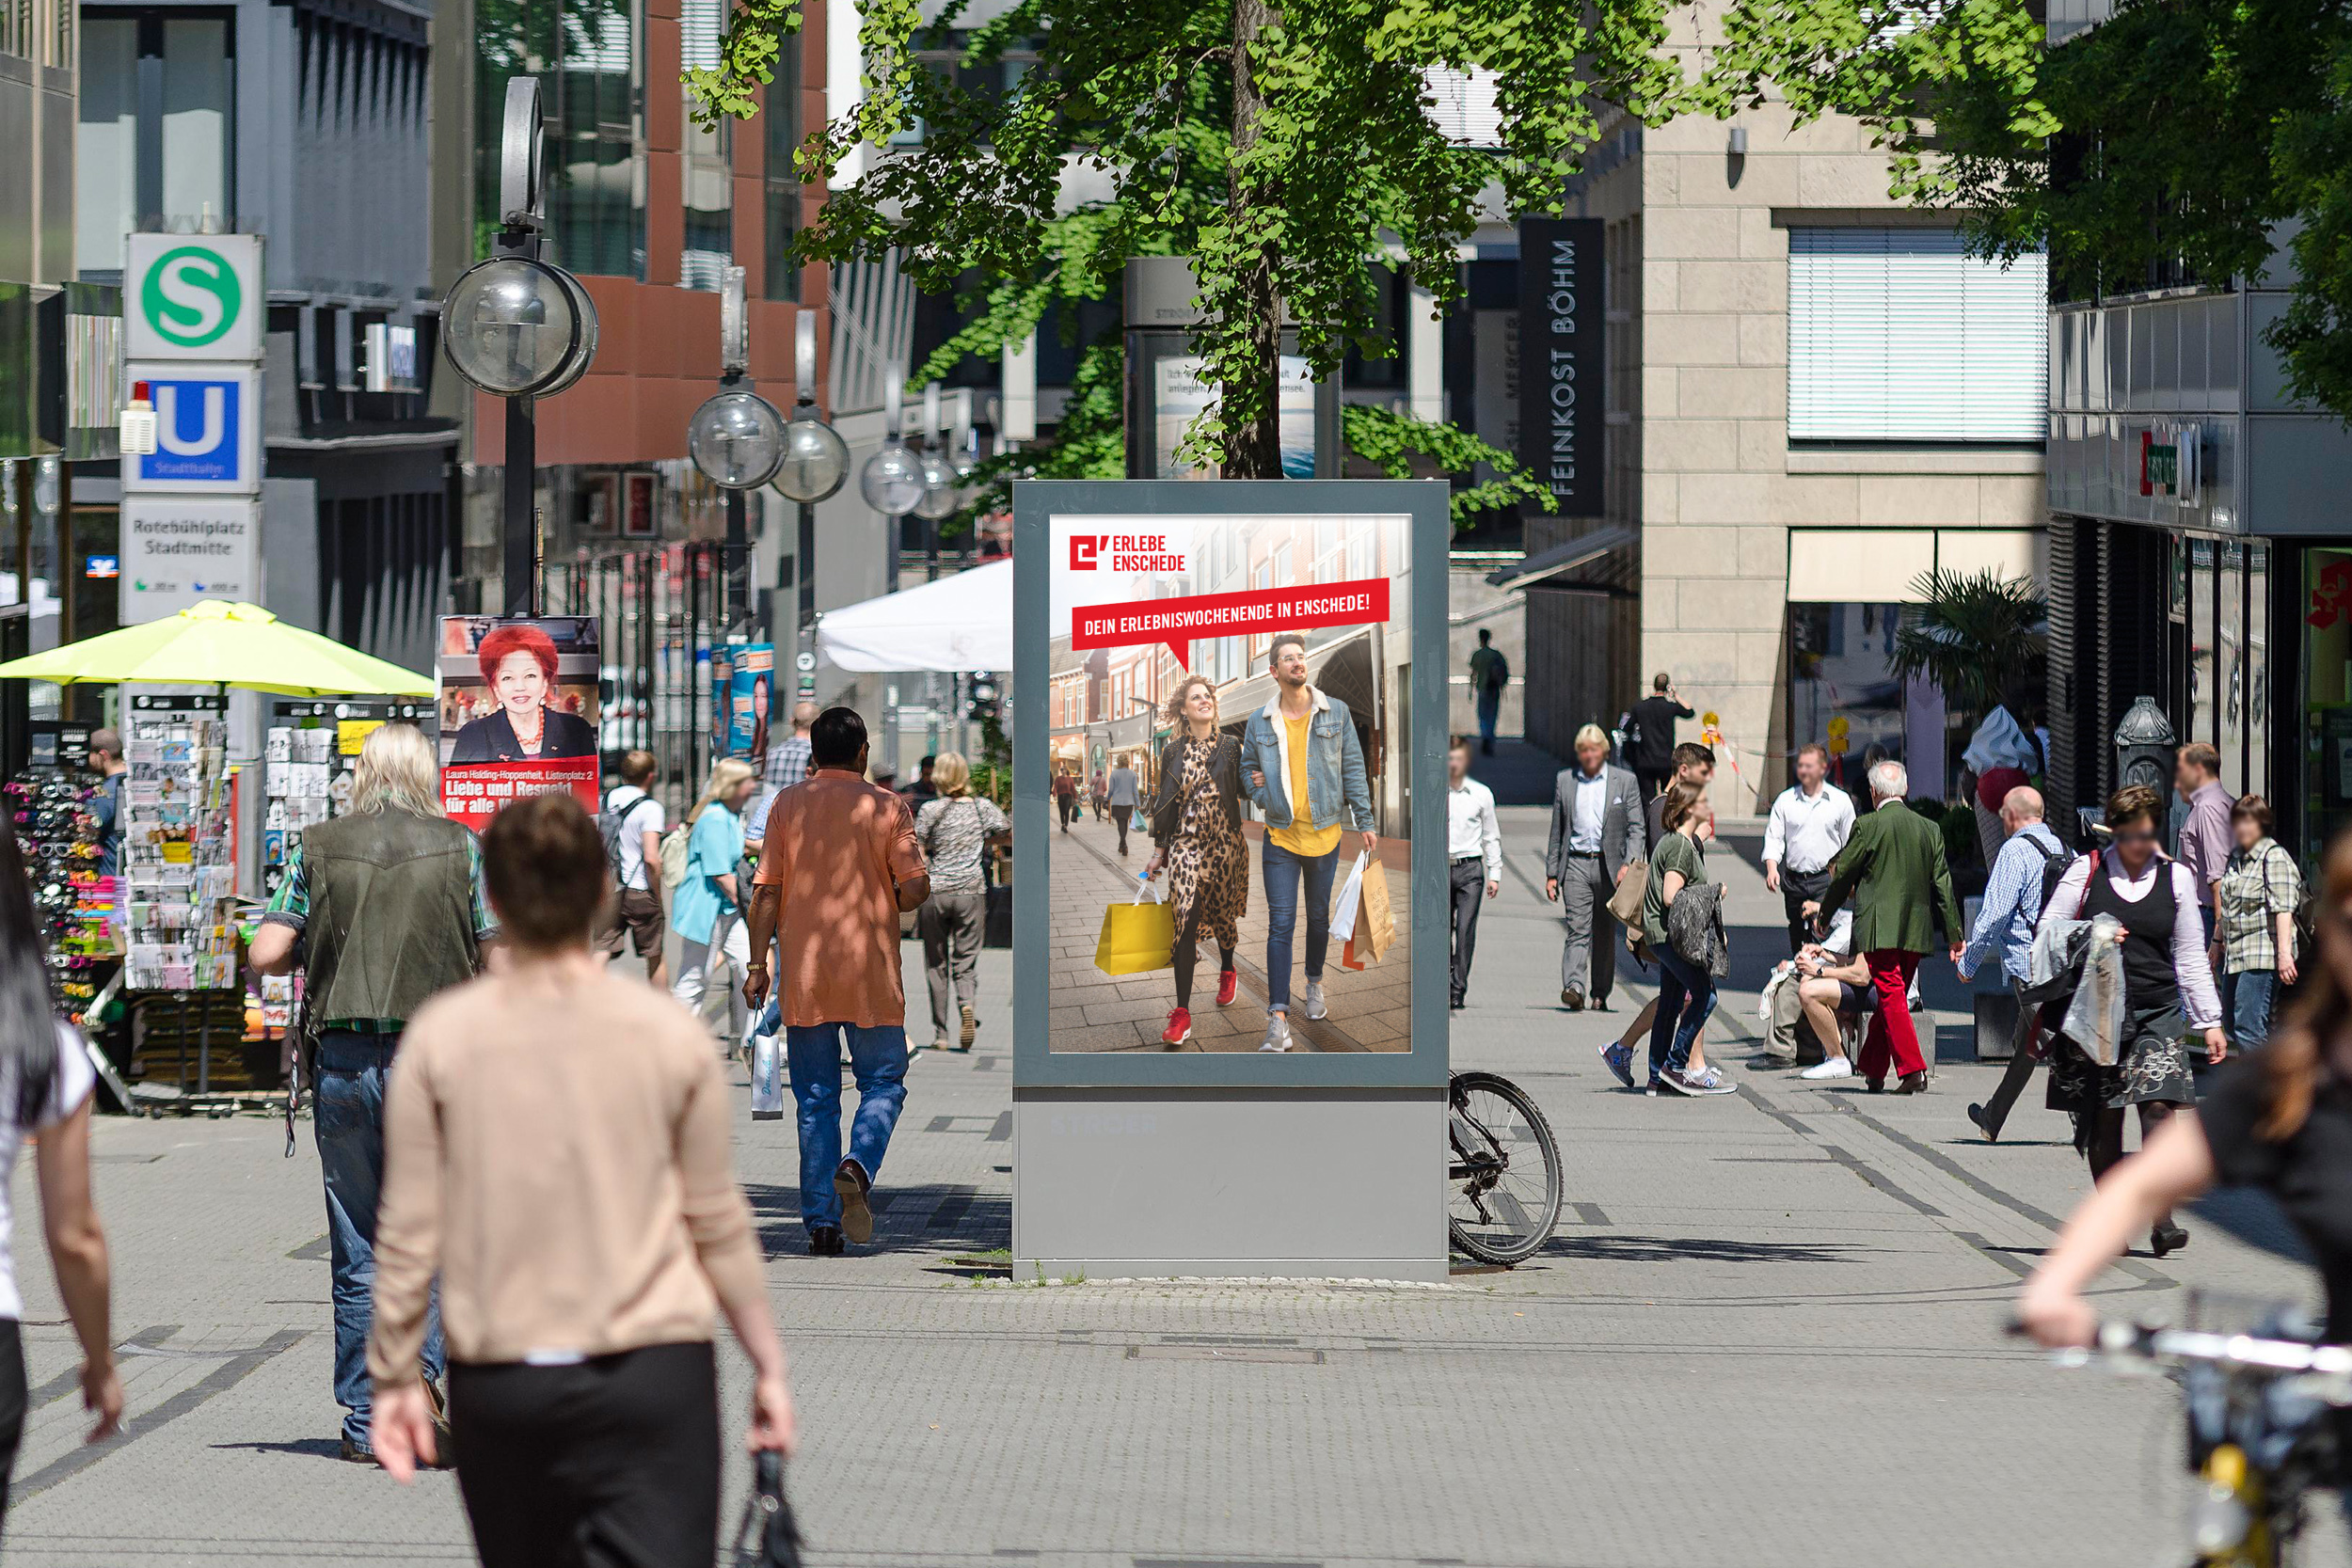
left=1762, top=742, right=1855, bottom=957
left=1544, top=723, right=1646, bottom=1011
left=1445, top=737, right=1502, bottom=1009
left=596, top=749, right=668, bottom=988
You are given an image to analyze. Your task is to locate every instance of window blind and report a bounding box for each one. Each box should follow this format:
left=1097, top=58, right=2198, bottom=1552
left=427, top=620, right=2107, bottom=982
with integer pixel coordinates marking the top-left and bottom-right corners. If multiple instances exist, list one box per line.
left=1422, top=68, right=1502, bottom=149
left=1788, top=228, right=2047, bottom=442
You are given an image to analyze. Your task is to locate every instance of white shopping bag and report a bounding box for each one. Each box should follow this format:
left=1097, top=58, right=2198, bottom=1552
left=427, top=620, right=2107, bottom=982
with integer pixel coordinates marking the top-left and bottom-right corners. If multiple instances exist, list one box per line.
left=750, top=1028, right=786, bottom=1121
left=1329, top=851, right=1369, bottom=944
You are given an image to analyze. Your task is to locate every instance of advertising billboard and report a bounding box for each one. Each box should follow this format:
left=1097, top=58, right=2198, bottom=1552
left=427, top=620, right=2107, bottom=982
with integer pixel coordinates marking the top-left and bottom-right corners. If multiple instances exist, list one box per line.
left=726, top=643, right=776, bottom=761
left=435, top=615, right=602, bottom=830
left=1038, top=498, right=1424, bottom=1055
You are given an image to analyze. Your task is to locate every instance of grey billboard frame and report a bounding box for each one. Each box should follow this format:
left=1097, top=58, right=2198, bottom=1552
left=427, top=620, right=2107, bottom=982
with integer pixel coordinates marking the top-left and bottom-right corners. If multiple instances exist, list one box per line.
left=1010, top=478, right=1453, bottom=1089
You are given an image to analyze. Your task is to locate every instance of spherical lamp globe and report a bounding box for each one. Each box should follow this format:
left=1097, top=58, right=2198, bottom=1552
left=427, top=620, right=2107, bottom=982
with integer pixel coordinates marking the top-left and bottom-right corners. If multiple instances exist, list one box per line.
left=773, top=415, right=850, bottom=504
left=859, top=439, right=927, bottom=516
left=441, top=257, right=583, bottom=397
left=687, top=390, right=787, bottom=489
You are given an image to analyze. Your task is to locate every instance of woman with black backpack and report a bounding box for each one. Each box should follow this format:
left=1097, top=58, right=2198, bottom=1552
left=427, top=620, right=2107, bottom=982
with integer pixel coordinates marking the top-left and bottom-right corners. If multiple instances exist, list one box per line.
left=2035, top=784, right=2226, bottom=1258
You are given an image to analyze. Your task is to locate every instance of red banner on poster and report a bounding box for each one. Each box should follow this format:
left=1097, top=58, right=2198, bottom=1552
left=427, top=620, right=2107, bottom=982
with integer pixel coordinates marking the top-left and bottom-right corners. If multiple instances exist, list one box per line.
left=440, top=759, right=599, bottom=832
left=1071, top=578, right=1390, bottom=668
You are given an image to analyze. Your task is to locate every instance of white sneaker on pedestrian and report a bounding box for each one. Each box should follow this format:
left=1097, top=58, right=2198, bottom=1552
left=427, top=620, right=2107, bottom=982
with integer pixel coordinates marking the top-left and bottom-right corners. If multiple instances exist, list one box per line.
left=1302, top=981, right=1328, bottom=1021
left=1259, top=1013, right=1295, bottom=1052
left=1801, top=1056, right=1854, bottom=1081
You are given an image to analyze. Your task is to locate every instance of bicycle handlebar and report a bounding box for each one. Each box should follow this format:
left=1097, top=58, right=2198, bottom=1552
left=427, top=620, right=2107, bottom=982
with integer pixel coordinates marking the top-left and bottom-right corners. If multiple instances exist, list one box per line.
left=2008, top=1317, right=2352, bottom=1396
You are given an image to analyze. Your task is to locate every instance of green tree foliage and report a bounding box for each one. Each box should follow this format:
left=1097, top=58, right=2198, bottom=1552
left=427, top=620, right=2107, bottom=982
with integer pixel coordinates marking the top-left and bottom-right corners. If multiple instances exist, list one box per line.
left=685, top=0, right=1710, bottom=481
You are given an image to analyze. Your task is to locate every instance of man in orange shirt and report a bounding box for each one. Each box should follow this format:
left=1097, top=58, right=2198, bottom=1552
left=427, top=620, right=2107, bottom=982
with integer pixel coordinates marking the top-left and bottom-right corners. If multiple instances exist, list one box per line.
left=744, top=708, right=930, bottom=1256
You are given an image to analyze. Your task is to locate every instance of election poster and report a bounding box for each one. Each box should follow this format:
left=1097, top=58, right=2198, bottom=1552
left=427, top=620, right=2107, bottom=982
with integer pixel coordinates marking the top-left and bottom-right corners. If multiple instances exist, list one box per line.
left=1044, top=511, right=1413, bottom=1053
left=436, top=615, right=602, bottom=830
left=727, top=643, right=775, bottom=761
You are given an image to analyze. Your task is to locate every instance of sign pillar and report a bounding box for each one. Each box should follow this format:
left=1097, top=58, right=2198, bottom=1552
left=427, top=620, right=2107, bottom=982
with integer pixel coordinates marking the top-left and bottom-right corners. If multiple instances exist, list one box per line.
left=1516, top=216, right=1605, bottom=518
left=119, top=233, right=267, bottom=624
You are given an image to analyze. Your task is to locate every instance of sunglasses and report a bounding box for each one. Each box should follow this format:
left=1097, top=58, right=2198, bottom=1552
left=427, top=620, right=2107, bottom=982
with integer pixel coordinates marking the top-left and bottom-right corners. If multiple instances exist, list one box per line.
left=2112, top=829, right=2159, bottom=846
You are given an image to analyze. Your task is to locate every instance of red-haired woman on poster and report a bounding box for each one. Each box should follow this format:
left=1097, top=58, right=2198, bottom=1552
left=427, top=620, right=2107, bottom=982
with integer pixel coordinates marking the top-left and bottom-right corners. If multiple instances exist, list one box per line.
left=448, top=624, right=599, bottom=764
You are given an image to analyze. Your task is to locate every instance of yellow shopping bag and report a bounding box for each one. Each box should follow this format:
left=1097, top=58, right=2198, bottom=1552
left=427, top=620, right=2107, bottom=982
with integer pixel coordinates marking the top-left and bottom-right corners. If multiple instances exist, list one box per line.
left=1094, top=879, right=1176, bottom=976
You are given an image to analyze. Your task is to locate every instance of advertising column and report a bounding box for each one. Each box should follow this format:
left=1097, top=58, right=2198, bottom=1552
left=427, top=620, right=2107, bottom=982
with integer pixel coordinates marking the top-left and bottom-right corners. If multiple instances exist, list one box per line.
left=119, top=235, right=267, bottom=622
left=1011, top=479, right=1452, bottom=1280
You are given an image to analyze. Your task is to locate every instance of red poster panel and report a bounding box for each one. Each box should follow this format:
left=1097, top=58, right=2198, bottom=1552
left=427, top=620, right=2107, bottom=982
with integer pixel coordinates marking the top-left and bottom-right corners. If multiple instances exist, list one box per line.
left=436, top=615, right=602, bottom=831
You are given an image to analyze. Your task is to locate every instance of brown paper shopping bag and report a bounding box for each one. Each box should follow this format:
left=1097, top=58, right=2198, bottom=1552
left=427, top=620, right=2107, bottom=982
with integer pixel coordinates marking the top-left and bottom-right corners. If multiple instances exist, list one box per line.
left=1339, top=854, right=1396, bottom=969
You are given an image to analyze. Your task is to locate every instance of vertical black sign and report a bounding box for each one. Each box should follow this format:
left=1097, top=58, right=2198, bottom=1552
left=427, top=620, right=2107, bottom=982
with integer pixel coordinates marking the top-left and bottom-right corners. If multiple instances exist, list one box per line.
left=1518, top=217, right=1606, bottom=518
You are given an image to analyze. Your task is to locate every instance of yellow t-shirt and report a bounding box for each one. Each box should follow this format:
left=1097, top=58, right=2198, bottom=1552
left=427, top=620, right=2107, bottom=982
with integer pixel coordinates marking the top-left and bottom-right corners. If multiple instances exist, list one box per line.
left=1267, top=710, right=1343, bottom=857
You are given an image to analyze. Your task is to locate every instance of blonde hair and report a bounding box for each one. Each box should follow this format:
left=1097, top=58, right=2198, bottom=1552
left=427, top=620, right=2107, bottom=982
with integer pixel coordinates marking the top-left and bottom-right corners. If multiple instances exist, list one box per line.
left=932, top=752, right=972, bottom=798
left=349, top=723, right=442, bottom=818
left=1574, top=722, right=1610, bottom=750
left=688, top=757, right=757, bottom=825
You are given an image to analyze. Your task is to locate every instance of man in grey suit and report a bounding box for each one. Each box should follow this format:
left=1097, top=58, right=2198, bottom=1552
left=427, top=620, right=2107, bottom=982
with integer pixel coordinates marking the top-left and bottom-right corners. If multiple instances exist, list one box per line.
left=1545, top=723, right=1646, bottom=1011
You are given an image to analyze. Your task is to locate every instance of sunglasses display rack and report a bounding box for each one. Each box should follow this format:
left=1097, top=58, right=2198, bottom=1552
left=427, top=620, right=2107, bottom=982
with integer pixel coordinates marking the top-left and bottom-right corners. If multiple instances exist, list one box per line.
left=4, top=768, right=116, bottom=1029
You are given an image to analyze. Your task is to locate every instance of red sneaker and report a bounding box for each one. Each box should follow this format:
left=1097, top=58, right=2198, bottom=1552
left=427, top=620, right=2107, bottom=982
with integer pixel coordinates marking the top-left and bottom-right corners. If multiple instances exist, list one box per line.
left=1161, top=1007, right=1193, bottom=1045
left=1216, top=970, right=1239, bottom=1007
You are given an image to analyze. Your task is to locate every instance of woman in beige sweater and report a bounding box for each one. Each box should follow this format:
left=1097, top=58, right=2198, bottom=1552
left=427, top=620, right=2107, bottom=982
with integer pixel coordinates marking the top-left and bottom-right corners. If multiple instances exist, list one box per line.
left=364, top=791, right=792, bottom=1566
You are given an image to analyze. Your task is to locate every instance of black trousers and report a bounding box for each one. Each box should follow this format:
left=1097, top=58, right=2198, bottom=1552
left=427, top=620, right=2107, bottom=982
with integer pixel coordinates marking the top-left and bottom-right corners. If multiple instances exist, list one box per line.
left=450, top=1339, right=721, bottom=1568
left=1450, top=857, right=1486, bottom=1004
left=1780, top=868, right=1832, bottom=956
left=1633, top=767, right=1670, bottom=807
left=0, top=1318, right=24, bottom=1533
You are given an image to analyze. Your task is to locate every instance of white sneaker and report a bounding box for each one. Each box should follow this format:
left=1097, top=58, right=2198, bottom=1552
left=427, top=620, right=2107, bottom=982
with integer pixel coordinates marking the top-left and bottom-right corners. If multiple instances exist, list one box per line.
left=1259, top=1013, right=1295, bottom=1052
left=1302, top=981, right=1329, bottom=1021
left=1801, top=1056, right=1855, bottom=1081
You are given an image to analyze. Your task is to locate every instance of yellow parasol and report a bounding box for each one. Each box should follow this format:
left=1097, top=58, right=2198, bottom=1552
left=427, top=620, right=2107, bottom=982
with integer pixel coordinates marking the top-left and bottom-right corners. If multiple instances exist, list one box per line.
left=0, top=599, right=434, bottom=697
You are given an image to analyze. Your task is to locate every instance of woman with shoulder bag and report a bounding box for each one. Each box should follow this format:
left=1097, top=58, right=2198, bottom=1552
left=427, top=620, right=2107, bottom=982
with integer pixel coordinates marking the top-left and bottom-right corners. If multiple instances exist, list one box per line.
left=913, top=754, right=1008, bottom=1052
left=1143, top=675, right=1248, bottom=1049
left=2033, top=784, right=2225, bottom=1259
left=2213, top=793, right=2301, bottom=1052
left=1618, top=783, right=1733, bottom=1098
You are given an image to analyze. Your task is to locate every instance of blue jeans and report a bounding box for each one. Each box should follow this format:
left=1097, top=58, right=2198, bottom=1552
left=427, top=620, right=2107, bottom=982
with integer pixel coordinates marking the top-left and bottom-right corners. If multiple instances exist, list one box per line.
left=1261, top=840, right=1341, bottom=1012
left=2225, top=968, right=2279, bottom=1050
left=785, top=1023, right=909, bottom=1232
left=315, top=1033, right=443, bottom=1448
left=1646, top=945, right=1717, bottom=1085
left=1476, top=686, right=1501, bottom=745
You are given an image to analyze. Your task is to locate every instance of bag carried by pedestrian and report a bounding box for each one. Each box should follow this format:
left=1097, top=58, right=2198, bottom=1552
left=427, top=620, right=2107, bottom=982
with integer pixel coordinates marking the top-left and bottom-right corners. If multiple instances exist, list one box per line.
left=749, top=1005, right=786, bottom=1121
left=1093, top=876, right=1175, bottom=976
left=1605, top=860, right=1646, bottom=927
left=1329, top=852, right=1368, bottom=943
left=1666, top=881, right=1729, bottom=978
left=658, top=821, right=693, bottom=893
left=597, top=788, right=654, bottom=884
left=729, top=1451, right=804, bottom=1568
left=1340, top=854, right=1395, bottom=969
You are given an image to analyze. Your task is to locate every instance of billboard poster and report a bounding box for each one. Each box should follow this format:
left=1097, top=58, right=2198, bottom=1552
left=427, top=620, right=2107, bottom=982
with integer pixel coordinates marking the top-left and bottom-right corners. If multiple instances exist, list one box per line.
left=436, top=615, right=602, bottom=831
left=727, top=643, right=775, bottom=761
left=710, top=643, right=735, bottom=762
left=1152, top=356, right=1317, bottom=480
left=1043, top=510, right=1413, bottom=1052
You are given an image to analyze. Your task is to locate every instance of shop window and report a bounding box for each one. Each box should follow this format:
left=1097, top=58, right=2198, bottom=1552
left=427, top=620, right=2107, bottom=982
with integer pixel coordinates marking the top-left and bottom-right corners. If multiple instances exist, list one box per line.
left=2249, top=544, right=2269, bottom=800
left=762, top=39, right=802, bottom=302
left=2219, top=539, right=2246, bottom=794
left=2303, top=547, right=2352, bottom=863
left=1788, top=600, right=1917, bottom=796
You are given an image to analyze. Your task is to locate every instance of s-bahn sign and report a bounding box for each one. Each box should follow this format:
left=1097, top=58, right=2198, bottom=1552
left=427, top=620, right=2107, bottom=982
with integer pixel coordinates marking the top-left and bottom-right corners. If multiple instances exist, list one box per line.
left=126, top=234, right=264, bottom=361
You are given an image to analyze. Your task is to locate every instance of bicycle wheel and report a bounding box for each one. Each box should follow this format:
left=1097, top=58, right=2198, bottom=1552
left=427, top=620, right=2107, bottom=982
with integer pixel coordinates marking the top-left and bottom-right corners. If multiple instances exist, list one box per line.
left=1448, top=1070, right=1564, bottom=1266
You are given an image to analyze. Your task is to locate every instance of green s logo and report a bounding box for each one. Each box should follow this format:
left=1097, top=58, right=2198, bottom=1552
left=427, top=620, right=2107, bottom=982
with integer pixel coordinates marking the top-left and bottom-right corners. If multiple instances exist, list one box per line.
left=141, top=247, right=243, bottom=348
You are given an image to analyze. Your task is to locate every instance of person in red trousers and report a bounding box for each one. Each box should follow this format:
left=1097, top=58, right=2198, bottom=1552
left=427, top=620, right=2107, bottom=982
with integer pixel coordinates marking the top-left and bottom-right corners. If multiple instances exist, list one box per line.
left=1803, top=757, right=1963, bottom=1094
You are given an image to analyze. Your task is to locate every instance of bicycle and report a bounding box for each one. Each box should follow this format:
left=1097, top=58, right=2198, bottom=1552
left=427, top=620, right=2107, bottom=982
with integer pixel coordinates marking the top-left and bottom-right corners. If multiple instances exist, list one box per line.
left=2026, top=1312, right=2350, bottom=1566
left=1447, top=1070, right=1563, bottom=1266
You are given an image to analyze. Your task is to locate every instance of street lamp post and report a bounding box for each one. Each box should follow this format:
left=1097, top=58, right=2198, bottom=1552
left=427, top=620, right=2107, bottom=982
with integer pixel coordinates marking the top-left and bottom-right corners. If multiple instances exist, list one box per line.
left=439, top=77, right=598, bottom=616
left=686, top=267, right=785, bottom=639
left=771, top=312, right=849, bottom=699
left=859, top=368, right=925, bottom=595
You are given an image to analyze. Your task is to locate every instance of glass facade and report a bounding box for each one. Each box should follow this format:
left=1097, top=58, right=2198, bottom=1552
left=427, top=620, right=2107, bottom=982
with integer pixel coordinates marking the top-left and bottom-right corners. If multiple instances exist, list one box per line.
left=677, top=0, right=730, bottom=291
left=74, top=9, right=234, bottom=272
left=476, top=0, right=644, bottom=277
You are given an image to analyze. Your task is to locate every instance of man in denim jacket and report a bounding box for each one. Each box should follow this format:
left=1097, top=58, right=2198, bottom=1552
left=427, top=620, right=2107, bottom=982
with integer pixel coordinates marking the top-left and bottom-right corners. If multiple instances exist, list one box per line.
left=1243, top=633, right=1377, bottom=1051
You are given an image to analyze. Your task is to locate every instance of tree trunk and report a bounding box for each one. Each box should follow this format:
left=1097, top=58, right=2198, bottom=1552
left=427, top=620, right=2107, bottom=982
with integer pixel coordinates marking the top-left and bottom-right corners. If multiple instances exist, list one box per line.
left=1225, top=0, right=1282, bottom=479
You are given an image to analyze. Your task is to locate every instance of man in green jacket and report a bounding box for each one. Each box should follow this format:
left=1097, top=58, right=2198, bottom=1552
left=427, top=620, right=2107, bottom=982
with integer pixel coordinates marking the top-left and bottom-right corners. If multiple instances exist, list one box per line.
left=1802, top=758, right=1963, bottom=1095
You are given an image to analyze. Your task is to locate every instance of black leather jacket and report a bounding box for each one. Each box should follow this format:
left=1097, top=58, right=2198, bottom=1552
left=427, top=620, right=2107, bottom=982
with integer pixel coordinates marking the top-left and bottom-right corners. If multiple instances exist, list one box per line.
left=1148, top=733, right=1244, bottom=847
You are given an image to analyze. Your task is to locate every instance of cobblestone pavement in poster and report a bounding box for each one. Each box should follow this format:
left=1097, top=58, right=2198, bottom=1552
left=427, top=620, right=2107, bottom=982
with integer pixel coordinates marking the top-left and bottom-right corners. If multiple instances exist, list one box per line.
left=1047, top=812, right=1409, bottom=1052
left=2, top=803, right=2342, bottom=1567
